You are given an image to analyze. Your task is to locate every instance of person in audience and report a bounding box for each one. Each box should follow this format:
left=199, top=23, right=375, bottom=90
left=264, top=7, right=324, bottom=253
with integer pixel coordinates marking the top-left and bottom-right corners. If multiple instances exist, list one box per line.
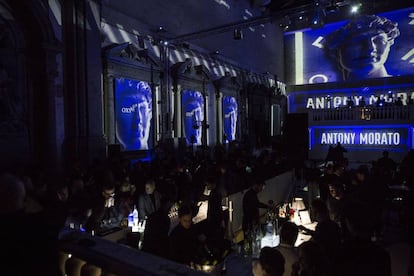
left=242, top=179, right=270, bottom=235
left=303, top=160, right=321, bottom=207
left=399, top=149, right=414, bottom=187
left=394, top=96, right=403, bottom=106
left=138, top=179, right=161, bottom=220
left=43, top=180, right=70, bottom=227
left=347, top=165, right=370, bottom=196
left=168, top=204, right=200, bottom=266
left=364, top=165, right=389, bottom=240
left=326, top=177, right=345, bottom=226
left=299, top=199, right=341, bottom=257
left=172, top=161, right=193, bottom=204
left=333, top=199, right=391, bottom=276
left=141, top=196, right=173, bottom=259
left=277, top=221, right=299, bottom=276
left=319, top=164, right=335, bottom=202
left=84, top=181, right=122, bottom=232
left=21, top=171, right=47, bottom=214
left=0, top=173, right=62, bottom=275
left=376, top=150, right=397, bottom=182
left=346, top=96, right=354, bottom=108
left=292, top=240, right=330, bottom=276
left=205, top=174, right=225, bottom=244
left=252, top=246, right=285, bottom=276
left=66, top=176, right=92, bottom=226
left=331, top=142, right=347, bottom=165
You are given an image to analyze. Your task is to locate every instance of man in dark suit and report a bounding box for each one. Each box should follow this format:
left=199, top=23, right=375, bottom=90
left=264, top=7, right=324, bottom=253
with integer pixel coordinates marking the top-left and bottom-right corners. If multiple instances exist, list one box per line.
left=85, top=182, right=122, bottom=232
left=242, top=180, right=269, bottom=235
left=0, top=173, right=63, bottom=275
left=141, top=196, right=172, bottom=258
left=138, top=179, right=162, bottom=220
left=168, top=204, right=200, bottom=265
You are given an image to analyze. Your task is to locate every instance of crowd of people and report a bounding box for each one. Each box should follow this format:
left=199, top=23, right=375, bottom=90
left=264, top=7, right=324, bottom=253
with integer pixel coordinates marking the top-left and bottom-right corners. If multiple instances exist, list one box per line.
left=252, top=149, right=414, bottom=276
left=0, top=140, right=287, bottom=273
left=1, top=138, right=413, bottom=275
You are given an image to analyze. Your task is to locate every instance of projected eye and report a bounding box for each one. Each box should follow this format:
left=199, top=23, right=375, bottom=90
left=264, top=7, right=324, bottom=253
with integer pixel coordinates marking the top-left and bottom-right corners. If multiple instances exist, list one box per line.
left=372, top=35, right=387, bottom=46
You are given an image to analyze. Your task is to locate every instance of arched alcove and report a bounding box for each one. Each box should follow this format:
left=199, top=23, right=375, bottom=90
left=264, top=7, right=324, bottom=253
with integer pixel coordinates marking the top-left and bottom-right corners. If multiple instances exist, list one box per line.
left=0, top=0, right=61, bottom=170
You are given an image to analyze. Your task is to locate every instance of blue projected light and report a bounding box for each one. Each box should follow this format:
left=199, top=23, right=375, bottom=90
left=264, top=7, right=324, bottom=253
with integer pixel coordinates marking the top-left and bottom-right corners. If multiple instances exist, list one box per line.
left=115, top=78, right=153, bottom=151
left=288, top=84, right=414, bottom=113
left=284, top=7, right=414, bottom=85
left=222, top=95, right=238, bottom=142
left=182, top=89, right=204, bottom=145
left=309, top=124, right=414, bottom=152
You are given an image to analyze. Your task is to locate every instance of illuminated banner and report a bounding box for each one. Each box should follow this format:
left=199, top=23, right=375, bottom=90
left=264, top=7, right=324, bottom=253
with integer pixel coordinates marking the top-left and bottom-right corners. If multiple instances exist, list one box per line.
left=309, top=125, right=414, bottom=152
left=115, top=78, right=153, bottom=151
left=222, top=95, right=238, bottom=142
left=288, top=86, right=414, bottom=113
left=182, top=89, right=204, bottom=145
left=284, top=7, right=414, bottom=85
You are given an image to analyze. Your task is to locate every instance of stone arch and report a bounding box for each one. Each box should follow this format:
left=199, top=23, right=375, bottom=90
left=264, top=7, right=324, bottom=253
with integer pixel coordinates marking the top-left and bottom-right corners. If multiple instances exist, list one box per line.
left=0, top=0, right=61, bottom=170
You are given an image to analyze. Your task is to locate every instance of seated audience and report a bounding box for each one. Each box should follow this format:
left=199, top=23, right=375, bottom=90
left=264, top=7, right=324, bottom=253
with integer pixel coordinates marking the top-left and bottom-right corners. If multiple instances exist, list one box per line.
left=168, top=204, right=200, bottom=266
left=319, top=164, right=335, bottom=202
left=138, top=179, right=162, bottom=220
left=84, top=181, right=123, bottom=232
left=326, top=177, right=346, bottom=226
left=205, top=174, right=225, bottom=246
left=333, top=199, right=391, bottom=276
left=141, top=196, right=172, bottom=259
left=252, top=246, right=285, bottom=276
left=376, top=150, right=397, bottom=183
left=242, top=180, right=270, bottom=235
left=326, top=177, right=353, bottom=240
left=299, top=199, right=341, bottom=257
left=292, top=240, right=330, bottom=276
left=277, top=221, right=299, bottom=276
left=0, top=173, right=63, bottom=275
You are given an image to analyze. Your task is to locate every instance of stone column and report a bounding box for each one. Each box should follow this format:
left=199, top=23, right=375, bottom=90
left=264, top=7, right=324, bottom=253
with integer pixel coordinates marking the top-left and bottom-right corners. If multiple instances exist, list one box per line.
left=62, top=0, right=106, bottom=170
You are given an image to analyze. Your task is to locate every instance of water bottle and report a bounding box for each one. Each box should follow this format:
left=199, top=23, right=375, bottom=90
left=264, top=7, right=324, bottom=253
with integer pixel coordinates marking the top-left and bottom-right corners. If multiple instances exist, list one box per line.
left=266, top=221, right=273, bottom=236
left=128, top=210, right=134, bottom=227
left=133, top=205, right=139, bottom=226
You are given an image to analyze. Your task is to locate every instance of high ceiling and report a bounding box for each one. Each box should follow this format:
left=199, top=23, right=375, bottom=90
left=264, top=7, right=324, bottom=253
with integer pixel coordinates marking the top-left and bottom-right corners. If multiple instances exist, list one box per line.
left=103, top=0, right=412, bottom=78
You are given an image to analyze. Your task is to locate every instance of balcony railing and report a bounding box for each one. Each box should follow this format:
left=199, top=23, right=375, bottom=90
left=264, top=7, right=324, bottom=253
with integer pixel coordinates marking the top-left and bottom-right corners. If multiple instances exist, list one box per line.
left=309, top=105, right=414, bottom=122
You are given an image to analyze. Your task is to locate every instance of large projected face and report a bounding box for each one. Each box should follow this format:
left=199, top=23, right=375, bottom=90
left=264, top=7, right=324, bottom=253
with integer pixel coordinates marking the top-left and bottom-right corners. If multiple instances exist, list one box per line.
left=182, top=89, right=204, bottom=145
left=324, top=15, right=400, bottom=81
left=115, top=79, right=152, bottom=151
left=284, top=7, right=414, bottom=85
left=222, top=96, right=238, bottom=142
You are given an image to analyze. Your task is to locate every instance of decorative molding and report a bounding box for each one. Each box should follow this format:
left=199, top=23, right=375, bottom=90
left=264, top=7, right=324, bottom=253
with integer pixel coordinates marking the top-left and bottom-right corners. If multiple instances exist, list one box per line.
left=103, top=42, right=160, bottom=69
left=170, top=59, right=212, bottom=87
left=213, top=72, right=241, bottom=91
left=171, top=58, right=193, bottom=77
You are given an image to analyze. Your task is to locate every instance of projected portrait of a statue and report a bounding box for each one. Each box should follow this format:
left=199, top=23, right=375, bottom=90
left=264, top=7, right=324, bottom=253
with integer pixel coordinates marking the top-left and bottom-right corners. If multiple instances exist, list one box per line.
left=182, top=89, right=204, bottom=145
left=323, top=14, right=400, bottom=81
left=283, top=7, right=414, bottom=85
left=115, top=79, right=152, bottom=151
left=222, top=96, right=238, bottom=142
